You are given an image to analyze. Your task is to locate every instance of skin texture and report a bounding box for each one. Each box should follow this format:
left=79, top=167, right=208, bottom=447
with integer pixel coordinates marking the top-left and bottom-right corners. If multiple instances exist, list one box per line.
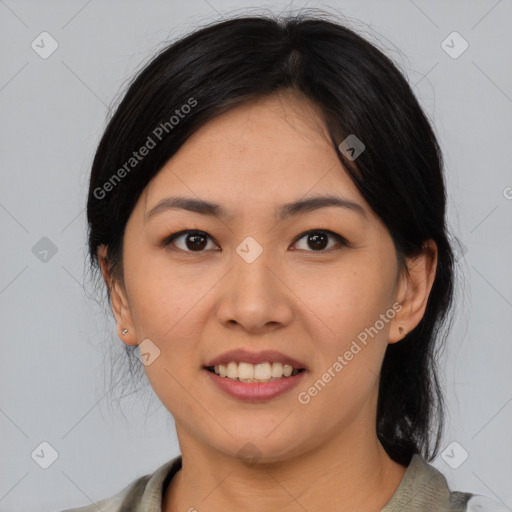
left=98, top=88, right=438, bottom=512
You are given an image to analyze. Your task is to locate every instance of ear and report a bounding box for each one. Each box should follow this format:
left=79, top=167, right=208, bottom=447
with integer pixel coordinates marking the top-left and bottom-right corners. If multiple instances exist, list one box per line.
left=388, top=239, right=438, bottom=344
left=97, top=244, right=138, bottom=346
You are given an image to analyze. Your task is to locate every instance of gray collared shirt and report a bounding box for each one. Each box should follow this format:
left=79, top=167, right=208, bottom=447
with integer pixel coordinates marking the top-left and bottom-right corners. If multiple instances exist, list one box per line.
left=60, top=454, right=504, bottom=511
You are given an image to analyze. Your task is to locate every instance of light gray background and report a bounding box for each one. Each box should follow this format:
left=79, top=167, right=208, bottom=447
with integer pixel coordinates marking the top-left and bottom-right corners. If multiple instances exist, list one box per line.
left=1, top=1, right=511, bottom=511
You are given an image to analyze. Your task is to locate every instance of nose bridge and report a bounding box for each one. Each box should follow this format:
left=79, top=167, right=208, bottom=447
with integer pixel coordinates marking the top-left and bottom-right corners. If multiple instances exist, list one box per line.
left=232, top=233, right=278, bottom=297
left=217, top=233, right=292, bottom=329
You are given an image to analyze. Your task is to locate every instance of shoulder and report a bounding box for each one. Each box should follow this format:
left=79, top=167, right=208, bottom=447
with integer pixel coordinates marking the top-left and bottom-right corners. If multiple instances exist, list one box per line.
left=58, top=455, right=182, bottom=512
left=382, top=454, right=505, bottom=512
left=59, top=476, right=149, bottom=512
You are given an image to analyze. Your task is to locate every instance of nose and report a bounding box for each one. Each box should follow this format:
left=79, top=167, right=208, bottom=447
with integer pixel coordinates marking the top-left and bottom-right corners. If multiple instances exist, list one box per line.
left=215, top=244, right=294, bottom=334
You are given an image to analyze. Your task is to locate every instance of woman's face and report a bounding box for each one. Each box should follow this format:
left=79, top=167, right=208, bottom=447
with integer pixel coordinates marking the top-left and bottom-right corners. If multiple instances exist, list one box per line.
left=104, top=89, right=433, bottom=463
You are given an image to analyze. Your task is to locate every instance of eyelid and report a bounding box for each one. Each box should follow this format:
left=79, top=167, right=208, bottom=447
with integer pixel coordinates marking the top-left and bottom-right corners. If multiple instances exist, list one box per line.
left=291, top=229, right=350, bottom=251
left=162, top=229, right=220, bottom=251
left=162, top=228, right=350, bottom=252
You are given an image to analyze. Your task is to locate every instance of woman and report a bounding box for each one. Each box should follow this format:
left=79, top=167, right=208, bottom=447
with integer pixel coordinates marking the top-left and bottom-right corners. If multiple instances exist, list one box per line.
left=62, top=11, right=503, bottom=512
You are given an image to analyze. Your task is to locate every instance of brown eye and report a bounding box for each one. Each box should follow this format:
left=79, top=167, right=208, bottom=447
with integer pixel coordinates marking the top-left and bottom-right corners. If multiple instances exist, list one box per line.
left=163, top=228, right=348, bottom=254
left=164, top=230, right=218, bottom=252
left=293, top=230, right=348, bottom=252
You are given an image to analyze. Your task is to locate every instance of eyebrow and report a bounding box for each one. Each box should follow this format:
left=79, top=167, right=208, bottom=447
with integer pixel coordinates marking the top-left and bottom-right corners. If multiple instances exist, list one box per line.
left=145, top=194, right=367, bottom=222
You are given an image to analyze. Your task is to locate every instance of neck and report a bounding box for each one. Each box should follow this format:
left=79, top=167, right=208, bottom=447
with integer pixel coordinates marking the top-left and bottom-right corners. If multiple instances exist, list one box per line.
left=163, top=420, right=407, bottom=512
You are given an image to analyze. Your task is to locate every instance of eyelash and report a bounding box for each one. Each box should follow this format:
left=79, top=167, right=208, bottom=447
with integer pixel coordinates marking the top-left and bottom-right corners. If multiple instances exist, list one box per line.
left=162, top=229, right=350, bottom=254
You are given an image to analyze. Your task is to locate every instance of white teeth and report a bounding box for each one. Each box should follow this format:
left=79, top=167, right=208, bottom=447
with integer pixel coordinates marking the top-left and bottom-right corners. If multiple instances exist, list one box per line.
left=271, top=362, right=283, bottom=377
left=254, top=362, right=271, bottom=380
left=226, top=361, right=238, bottom=379
left=211, top=361, right=302, bottom=381
left=214, top=364, right=227, bottom=377
left=238, top=362, right=254, bottom=381
left=283, top=364, right=293, bottom=377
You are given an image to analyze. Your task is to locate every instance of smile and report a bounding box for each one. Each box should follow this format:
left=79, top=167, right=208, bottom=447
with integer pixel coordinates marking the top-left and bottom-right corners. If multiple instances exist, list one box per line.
left=206, top=361, right=305, bottom=383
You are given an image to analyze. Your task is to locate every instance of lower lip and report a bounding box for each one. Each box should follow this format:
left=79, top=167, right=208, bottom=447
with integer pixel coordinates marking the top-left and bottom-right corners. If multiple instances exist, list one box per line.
left=203, top=368, right=307, bottom=402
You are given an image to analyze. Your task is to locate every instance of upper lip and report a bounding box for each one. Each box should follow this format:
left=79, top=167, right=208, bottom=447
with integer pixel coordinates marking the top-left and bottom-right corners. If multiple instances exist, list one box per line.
left=205, top=349, right=307, bottom=370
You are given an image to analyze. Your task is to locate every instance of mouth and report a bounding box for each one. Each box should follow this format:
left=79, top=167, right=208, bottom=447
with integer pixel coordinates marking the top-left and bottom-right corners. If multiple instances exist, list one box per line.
left=203, top=354, right=308, bottom=401
left=204, top=362, right=306, bottom=383
left=203, top=349, right=308, bottom=384
left=203, top=349, right=309, bottom=401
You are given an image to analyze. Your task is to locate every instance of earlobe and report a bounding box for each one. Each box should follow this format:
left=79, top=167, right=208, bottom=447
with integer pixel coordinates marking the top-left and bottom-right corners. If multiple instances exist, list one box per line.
left=388, top=314, right=407, bottom=345
left=110, top=281, right=138, bottom=346
left=97, top=244, right=138, bottom=346
left=389, top=239, right=438, bottom=344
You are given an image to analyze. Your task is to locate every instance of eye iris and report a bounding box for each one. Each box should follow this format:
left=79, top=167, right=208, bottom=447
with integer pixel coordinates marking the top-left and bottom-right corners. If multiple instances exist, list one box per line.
left=308, top=232, right=328, bottom=250
left=186, top=233, right=207, bottom=251
left=175, top=230, right=335, bottom=252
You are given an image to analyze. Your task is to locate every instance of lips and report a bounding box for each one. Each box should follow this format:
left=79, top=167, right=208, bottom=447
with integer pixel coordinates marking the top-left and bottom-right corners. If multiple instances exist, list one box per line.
left=204, top=349, right=308, bottom=370
left=203, top=349, right=308, bottom=402
left=204, top=367, right=307, bottom=401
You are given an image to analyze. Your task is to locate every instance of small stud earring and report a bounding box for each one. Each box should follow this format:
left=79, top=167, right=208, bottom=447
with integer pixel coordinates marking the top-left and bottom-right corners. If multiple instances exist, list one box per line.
left=122, top=328, right=128, bottom=335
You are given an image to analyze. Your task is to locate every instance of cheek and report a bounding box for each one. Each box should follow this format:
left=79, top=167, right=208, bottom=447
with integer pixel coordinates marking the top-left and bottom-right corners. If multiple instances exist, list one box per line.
left=296, top=272, right=391, bottom=421
left=124, top=247, right=210, bottom=338
left=124, top=257, right=209, bottom=410
left=123, top=251, right=229, bottom=403
left=296, top=254, right=395, bottom=343
left=294, top=254, right=396, bottom=398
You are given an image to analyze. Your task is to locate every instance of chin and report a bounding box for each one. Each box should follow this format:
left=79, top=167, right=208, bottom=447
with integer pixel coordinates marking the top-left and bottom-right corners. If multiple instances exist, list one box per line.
left=211, top=429, right=311, bottom=465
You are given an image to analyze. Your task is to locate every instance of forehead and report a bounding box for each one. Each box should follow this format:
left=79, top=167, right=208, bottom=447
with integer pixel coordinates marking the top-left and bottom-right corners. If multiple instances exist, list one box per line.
left=191, top=89, right=332, bottom=149
left=139, top=90, right=374, bottom=225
